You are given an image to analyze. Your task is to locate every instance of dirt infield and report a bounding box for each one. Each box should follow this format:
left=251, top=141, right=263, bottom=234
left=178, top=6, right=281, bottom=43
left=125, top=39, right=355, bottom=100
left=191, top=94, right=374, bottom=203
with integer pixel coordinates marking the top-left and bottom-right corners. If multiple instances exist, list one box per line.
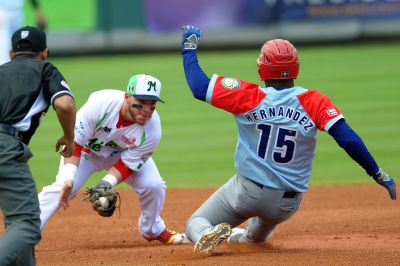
left=1, top=184, right=399, bottom=265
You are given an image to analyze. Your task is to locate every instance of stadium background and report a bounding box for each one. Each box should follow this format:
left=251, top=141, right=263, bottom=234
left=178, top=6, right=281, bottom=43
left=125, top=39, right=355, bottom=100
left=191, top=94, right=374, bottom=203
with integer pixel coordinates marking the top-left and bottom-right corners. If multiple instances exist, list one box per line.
left=21, top=0, right=399, bottom=189
left=24, top=0, right=400, bottom=53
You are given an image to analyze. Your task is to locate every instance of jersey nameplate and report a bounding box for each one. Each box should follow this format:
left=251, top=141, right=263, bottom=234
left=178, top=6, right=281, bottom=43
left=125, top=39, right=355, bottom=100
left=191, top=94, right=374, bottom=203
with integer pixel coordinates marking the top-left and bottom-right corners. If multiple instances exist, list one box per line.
left=243, top=106, right=315, bottom=132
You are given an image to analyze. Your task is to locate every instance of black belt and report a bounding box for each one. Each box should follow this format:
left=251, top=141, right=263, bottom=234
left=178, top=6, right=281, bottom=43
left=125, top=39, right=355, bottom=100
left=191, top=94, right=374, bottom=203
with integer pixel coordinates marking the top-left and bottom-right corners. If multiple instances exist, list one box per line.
left=0, top=123, right=21, bottom=139
left=282, top=191, right=298, bottom=198
left=246, top=177, right=298, bottom=198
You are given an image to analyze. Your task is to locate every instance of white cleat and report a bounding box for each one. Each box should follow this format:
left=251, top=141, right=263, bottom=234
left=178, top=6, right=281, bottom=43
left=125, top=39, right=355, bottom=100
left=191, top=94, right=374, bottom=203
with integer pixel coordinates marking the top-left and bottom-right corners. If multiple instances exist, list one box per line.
left=194, top=223, right=232, bottom=255
left=227, top=227, right=274, bottom=244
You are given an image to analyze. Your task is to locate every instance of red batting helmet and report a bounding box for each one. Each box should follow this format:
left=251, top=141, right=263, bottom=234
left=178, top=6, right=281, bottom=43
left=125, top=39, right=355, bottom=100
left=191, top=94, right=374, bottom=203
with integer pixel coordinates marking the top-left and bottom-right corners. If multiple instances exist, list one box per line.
left=257, top=39, right=299, bottom=80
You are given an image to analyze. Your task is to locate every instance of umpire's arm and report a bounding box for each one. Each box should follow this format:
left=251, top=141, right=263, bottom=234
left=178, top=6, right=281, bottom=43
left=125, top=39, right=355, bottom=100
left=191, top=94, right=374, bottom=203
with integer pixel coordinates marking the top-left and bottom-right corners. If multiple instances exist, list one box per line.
left=53, top=95, right=76, bottom=158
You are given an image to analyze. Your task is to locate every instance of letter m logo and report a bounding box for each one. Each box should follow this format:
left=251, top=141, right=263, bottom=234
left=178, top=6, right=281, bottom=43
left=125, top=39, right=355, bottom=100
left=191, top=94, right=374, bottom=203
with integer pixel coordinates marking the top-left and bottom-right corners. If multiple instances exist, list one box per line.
left=148, top=81, right=157, bottom=92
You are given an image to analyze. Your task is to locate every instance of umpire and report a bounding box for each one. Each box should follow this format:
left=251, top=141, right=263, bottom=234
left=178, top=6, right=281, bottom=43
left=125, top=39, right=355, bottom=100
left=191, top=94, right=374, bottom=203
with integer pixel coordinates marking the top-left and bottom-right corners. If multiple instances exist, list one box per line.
left=0, top=26, right=76, bottom=265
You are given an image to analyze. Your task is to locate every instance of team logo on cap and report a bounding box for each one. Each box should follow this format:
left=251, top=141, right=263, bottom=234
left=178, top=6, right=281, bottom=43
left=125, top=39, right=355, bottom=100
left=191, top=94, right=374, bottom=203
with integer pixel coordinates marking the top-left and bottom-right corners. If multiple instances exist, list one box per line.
left=21, top=31, right=29, bottom=39
left=128, top=85, right=135, bottom=94
left=147, top=81, right=157, bottom=92
left=281, top=71, right=289, bottom=78
left=221, top=77, right=240, bottom=90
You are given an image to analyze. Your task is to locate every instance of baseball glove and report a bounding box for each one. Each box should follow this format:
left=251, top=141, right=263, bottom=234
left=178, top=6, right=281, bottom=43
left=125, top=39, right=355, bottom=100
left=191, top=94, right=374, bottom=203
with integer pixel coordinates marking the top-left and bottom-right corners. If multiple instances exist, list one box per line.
left=84, top=180, right=120, bottom=217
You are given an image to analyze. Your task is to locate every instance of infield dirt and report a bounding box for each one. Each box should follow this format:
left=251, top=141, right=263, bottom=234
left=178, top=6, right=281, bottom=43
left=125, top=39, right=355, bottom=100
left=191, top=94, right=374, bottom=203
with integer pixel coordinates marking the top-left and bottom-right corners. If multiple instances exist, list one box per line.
left=1, top=184, right=399, bottom=265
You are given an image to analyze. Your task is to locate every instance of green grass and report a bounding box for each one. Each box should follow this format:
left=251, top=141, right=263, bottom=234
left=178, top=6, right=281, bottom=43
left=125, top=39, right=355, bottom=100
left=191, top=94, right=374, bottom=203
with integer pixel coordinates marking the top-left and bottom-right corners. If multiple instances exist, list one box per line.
left=24, top=0, right=95, bottom=30
left=29, top=42, right=400, bottom=189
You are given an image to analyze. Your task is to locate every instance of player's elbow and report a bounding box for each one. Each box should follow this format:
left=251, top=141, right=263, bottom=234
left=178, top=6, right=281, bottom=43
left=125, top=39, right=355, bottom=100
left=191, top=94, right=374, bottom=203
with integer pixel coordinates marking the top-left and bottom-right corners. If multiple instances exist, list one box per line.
left=191, top=90, right=206, bottom=101
left=53, top=94, right=76, bottom=113
left=188, top=82, right=207, bottom=101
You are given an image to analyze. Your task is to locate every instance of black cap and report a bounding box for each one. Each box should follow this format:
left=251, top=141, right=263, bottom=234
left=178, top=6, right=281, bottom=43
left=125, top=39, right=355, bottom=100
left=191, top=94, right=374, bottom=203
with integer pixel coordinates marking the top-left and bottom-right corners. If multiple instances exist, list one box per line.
left=11, top=26, right=47, bottom=52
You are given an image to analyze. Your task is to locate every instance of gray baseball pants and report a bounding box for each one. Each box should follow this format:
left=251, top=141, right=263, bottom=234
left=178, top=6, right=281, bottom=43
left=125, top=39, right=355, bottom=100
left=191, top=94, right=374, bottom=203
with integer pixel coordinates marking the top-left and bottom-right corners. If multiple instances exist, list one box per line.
left=0, top=134, right=41, bottom=266
left=185, top=174, right=302, bottom=243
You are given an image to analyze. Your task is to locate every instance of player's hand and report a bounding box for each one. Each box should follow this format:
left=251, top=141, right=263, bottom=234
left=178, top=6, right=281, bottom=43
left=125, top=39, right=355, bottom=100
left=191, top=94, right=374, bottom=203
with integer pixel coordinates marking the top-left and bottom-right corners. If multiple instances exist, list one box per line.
left=181, top=25, right=201, bottom=50
left=373, top=169, right=396, bottom=200
left=59, top=179, right=74, bottom=209
left=55, top=136, right=74, bottom=158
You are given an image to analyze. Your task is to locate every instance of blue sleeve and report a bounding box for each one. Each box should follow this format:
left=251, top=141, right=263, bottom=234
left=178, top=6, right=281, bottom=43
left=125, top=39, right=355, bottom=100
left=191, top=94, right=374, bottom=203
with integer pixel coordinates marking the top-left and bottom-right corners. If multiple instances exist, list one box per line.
left=182, top=50, right=210, bottom=101
left=328, top=119, right=379, bottom=176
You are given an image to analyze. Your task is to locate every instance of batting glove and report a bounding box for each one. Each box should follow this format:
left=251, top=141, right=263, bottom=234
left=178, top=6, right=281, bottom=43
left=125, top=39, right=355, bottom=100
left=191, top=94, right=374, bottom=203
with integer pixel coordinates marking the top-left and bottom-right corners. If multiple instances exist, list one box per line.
left=373, top=169, right=396, bottom=200
left=182, top=25, right=201, bottom=50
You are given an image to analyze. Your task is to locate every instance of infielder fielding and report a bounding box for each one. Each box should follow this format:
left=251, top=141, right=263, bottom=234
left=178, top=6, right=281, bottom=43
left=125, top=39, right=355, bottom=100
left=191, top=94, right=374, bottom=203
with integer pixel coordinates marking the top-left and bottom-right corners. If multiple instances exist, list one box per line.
left=180, top=25, right=396, bottom=255
left=38, top=74, right=185, bottom=245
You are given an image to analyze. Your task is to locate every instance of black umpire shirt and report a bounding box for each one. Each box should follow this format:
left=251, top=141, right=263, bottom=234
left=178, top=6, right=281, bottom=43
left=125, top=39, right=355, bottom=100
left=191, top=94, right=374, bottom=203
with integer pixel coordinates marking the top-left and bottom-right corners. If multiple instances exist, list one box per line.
left=0, top=55, right=74, bottom=144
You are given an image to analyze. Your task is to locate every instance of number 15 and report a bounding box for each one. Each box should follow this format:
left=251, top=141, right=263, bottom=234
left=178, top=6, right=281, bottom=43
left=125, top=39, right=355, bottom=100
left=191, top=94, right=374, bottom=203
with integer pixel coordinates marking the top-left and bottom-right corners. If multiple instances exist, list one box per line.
left=257, top=123, right=297, bottom=164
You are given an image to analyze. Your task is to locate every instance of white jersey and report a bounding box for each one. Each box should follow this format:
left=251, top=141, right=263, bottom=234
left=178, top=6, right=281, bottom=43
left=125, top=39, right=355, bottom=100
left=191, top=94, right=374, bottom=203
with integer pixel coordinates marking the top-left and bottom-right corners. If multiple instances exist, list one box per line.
left=75, top=89, right=161, bottom=172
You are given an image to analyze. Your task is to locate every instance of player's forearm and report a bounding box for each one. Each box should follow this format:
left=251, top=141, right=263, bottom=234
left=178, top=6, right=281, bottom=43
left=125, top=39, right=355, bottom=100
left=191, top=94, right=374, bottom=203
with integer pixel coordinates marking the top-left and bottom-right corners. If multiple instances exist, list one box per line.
left=54, top=95, right=76, bottom=142
left=182, top=50, right=210, bottom=101
left=328, top=119, right=379, bottom=176
left=102, top=159, right=134, bottom=187
left=104, top=167, right=123, bottom=186
left=59, top=155, right=80, bottom=182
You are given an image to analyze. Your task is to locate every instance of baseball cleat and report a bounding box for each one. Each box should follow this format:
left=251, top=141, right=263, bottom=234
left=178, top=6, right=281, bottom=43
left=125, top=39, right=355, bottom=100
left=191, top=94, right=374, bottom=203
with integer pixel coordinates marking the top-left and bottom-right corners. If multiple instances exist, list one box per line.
left=144, top=229, right=186, bottom=245
left=227, top=227, right=274, bottom=244
left=194, top=223, right=232, bottom=255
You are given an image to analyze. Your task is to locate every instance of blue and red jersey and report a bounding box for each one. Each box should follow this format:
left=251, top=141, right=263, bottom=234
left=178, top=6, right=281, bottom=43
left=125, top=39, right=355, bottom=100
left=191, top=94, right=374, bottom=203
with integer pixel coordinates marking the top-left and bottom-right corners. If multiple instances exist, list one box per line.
left=206, top=75, right=343, bottom=192
left=182, top=49, right=379, bottom=192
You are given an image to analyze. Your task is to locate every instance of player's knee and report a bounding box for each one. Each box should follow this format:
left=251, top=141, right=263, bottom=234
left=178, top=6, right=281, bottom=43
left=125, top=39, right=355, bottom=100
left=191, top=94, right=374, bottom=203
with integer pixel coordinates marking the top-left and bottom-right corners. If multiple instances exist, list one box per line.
left=184, top=216, right=210, bottom=243
left=143, top=179, right=166, bottom=193
left=13, top=217, right=42, bottom=244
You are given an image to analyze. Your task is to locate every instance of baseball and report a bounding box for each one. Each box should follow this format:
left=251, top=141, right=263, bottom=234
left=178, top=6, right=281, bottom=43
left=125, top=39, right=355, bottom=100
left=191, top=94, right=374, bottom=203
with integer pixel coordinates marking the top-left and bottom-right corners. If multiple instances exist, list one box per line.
left=99, top=197, right=109, bottom=208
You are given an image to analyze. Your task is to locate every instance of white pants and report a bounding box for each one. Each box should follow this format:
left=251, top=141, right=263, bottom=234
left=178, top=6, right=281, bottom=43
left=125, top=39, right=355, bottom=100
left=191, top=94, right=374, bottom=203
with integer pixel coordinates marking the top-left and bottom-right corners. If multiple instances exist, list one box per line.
left=38, top=153, right=167, bottom=239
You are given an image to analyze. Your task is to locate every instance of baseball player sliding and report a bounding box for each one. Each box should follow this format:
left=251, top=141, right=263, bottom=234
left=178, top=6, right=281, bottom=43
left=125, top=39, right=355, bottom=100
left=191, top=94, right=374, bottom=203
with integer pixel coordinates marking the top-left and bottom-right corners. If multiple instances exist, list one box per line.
left=180, top=25, right=396, bottom=255
left=38, top=74, right=185, bottom=245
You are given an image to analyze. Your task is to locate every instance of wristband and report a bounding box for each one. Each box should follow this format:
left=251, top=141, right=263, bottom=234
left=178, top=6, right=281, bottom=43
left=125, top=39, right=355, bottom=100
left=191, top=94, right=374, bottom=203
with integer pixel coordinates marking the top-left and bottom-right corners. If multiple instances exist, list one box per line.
left=60, top=163, right=77, bottom=182
left=374, top=168, right=390, bottom=181
left=102, top=174, right=118, bottom=187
